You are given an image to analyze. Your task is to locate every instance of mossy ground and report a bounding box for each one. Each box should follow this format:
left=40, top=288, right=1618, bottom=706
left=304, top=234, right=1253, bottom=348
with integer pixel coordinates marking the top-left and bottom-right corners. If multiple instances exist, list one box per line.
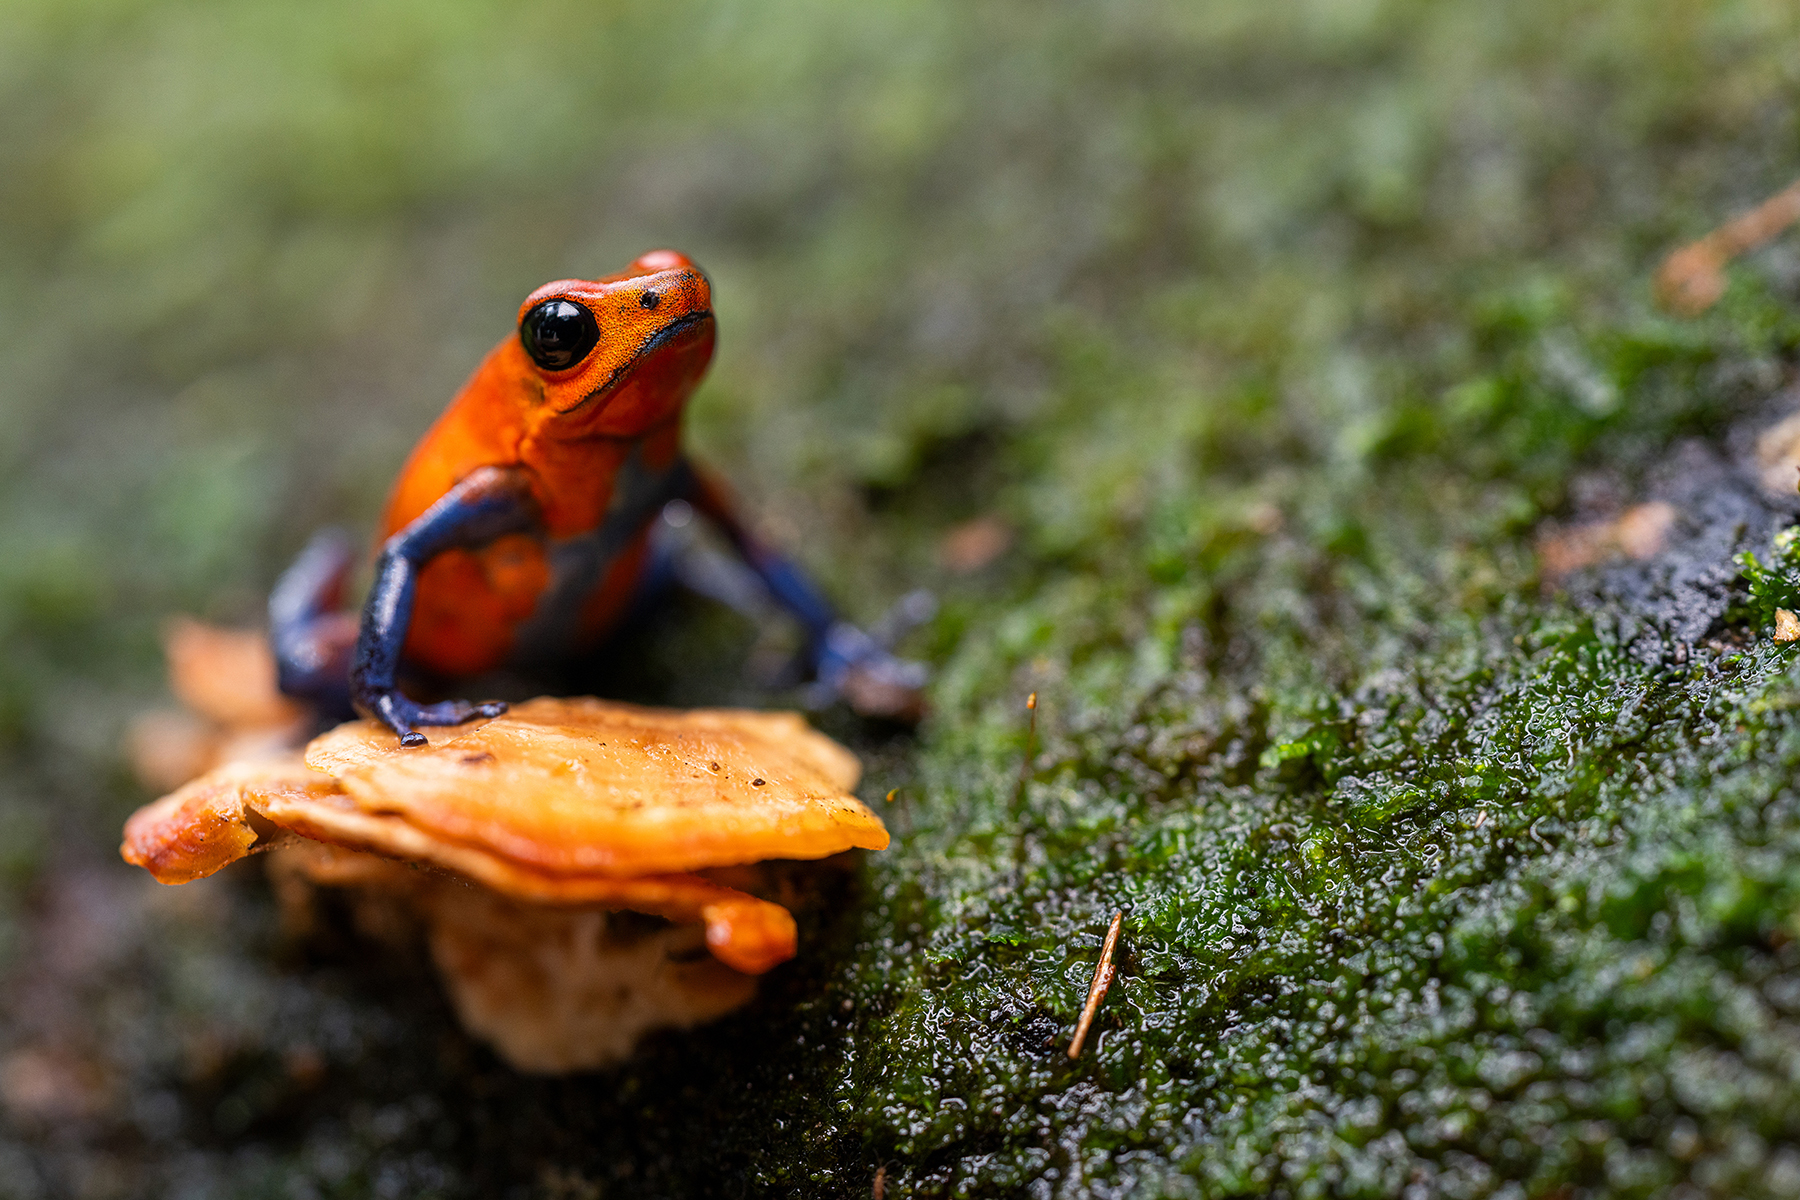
left=5, top=1, right=1800, bottom=1196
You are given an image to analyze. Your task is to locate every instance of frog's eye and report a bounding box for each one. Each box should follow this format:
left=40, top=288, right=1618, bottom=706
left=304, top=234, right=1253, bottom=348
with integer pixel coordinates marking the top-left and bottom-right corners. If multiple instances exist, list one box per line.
left=520, top=299, right=600, bottom=372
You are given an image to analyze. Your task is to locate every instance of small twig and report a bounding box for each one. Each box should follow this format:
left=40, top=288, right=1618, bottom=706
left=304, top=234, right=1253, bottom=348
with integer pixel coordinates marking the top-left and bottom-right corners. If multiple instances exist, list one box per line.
left=1068, top=910, right=1124, bottom=1060
left=1657, top=178, right=1800, bottom=315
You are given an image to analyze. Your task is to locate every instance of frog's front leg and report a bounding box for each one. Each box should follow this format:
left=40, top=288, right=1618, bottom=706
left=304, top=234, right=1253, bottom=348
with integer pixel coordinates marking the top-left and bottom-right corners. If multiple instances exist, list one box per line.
left=679, top=462, right=929, bottom=722
left=351, top=467, right=540, bottom=746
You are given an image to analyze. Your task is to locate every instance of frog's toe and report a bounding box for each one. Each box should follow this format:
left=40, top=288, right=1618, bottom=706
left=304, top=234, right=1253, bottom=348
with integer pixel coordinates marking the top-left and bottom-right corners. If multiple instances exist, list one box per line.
left=407, top=697, right=507, bottom=727
left=841, top=660, right=929, bottom=724
left=807, top=624, right=929, bottom=723
left=358, top=690, right=424, bottom=744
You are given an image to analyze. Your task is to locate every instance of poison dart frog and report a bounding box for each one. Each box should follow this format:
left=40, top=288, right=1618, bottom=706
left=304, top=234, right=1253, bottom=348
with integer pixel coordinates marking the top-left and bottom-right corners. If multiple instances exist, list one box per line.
left=271, top=249, right=927, bottom=746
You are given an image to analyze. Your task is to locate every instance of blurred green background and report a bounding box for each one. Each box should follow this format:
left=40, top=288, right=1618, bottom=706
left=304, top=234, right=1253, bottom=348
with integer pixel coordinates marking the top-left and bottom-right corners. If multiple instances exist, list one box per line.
left=6, top=0, right=1800, bottom=1196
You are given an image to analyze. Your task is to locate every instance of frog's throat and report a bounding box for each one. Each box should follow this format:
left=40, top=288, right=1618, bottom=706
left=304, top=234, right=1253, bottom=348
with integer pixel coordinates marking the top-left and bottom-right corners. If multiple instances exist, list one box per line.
left=554, top=310, right=714, bottom=418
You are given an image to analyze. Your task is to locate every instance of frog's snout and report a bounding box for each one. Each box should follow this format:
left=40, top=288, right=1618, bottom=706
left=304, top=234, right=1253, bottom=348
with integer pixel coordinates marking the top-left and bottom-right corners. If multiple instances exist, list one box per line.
left=632, top=262, right=712, bottom=326
left=630, top=248, right=693, bottom=274
left=628, top=249, right=710, bottom=316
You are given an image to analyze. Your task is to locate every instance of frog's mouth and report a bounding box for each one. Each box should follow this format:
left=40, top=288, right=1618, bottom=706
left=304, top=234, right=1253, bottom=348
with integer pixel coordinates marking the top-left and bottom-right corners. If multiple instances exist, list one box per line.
left=556, top=310, right=715, bottom=417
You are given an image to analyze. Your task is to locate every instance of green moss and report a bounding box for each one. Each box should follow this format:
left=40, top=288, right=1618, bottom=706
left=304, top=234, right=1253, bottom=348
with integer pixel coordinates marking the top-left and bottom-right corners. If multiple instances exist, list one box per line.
left=1737, top=526, right=1800, bottom=627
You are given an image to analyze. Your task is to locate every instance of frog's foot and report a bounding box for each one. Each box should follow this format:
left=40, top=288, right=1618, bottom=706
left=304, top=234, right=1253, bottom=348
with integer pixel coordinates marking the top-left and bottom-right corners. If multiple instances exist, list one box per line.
left=359, top=690, right=509, bottom=748
left=809, top=623, right=930, bottom=724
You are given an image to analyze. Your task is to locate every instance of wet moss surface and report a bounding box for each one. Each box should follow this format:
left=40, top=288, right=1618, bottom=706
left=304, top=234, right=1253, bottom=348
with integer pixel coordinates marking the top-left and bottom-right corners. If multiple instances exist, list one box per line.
left=7, top=1, right=1800, bottom=1196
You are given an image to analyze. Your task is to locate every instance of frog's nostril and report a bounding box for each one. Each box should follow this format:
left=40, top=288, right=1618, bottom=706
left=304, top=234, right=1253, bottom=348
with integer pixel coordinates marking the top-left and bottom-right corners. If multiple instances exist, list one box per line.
left=639, top=291, right=660, bottom=311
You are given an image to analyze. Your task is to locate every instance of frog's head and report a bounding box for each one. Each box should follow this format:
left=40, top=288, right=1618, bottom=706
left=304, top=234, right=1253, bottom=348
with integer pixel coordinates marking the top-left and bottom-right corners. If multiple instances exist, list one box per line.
left=512, top=250, right=716, bottom=438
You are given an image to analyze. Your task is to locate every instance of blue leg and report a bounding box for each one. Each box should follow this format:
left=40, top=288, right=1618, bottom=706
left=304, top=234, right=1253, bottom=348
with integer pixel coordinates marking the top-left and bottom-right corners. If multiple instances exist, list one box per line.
left=270, top=528, right=359, bottom=720
left=678, top=462, right=930, bottom=721
left=647, top=499, right=777, bottom=623
left=350, top=467, right=539, bottom=746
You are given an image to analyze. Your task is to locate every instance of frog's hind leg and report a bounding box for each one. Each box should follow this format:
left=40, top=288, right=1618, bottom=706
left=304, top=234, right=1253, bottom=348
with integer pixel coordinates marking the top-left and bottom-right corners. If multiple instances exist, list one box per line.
left=645, top=499, right=779, bottom=626
left=675, top=466, right=932, bottom=721
left=270, top=528, right=359, bottom=721
left=643, top=495, right=932, bottom=719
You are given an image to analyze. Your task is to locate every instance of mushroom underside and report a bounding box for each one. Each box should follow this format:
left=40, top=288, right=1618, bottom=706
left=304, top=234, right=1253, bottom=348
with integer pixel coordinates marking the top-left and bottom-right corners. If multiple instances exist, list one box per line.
left=269, top=840, right=760, bottom=1073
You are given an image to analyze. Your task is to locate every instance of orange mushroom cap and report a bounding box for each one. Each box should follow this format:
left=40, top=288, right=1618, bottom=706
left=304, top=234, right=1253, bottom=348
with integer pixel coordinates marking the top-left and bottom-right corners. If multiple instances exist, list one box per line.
left=120, top=696, right=885, bottom=976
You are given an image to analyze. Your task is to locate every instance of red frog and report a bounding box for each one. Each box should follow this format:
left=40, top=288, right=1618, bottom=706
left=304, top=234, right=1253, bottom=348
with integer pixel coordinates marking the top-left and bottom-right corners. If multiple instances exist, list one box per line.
left=272, top=250, right=926, bottom=745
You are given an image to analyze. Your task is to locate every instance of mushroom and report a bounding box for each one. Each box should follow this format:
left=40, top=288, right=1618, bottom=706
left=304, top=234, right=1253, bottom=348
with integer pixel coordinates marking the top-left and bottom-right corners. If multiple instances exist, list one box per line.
left=120, top=627, right=886, bottom=1072
left=126, top=619, right=310, bottom=790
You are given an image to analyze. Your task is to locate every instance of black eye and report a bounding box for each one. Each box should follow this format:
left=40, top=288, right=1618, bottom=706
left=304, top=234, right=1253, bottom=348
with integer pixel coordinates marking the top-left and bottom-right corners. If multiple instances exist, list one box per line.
left=639, top=290, right=660, bottom=310
left=519, top=299, right=599, bottom=371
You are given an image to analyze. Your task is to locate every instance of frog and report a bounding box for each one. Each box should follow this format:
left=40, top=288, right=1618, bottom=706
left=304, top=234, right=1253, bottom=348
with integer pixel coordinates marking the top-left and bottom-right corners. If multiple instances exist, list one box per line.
left=270, top=249, right=927, bottom=746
